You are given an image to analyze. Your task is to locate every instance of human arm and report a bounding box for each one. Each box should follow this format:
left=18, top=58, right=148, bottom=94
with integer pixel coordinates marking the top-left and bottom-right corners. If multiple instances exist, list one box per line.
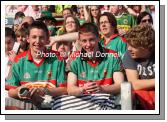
left=125, top=69, right=155, bottom=90
left=67, top=72, right=83, bottom=96
left=124, top=5, right=139, bottom=17
left=100, top=71, right=124, bottom=95
left=123, top=51, right=155, bottom=90
left=83, top=5, right=91, bottom=23
left=49, top=32, right=78, bottom=46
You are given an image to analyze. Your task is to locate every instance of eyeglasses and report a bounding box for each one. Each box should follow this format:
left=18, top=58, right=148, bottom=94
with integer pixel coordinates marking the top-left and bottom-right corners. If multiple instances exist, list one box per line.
left=141, top=19, right=152, bottom=23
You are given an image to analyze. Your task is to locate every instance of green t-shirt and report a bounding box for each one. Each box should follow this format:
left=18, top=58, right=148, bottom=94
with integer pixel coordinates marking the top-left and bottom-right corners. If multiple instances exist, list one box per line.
left=69, top=47, right=121, bottom=87
left=41, top=10, right=52, bottom=17
left=78, top=18, right=86, bottom=26
left=99, top=34, right=127, bottom=59
left=6, top=50, right=66, bottom=88
left=116, top=13, right=136, bottom=32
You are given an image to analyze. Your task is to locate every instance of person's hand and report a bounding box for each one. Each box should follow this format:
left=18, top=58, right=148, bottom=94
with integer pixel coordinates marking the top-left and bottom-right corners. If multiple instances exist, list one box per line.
left=17, top=85, right=31, bottom=100
left=8, top=51, right=16, bottom=63
left=29, top=88, right=45, bottom=105
left=83, top=81, right=101, bottom=94
left=29, top=88, right=47, bottom=97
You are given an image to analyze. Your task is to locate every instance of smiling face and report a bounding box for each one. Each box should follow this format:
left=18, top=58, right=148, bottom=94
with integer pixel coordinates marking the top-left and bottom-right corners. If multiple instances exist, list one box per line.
left=65, top=17, right=77, bottom=33
left=27, top=28, right=49, bottom=57
left=127, top=44, right=151, bottom=59
left=79, top=32, right=99, bottom=53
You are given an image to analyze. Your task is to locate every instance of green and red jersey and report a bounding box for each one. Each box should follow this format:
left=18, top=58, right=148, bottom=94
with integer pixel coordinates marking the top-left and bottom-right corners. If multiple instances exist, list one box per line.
left=99, top=34, right=127, bottom=59
left=69, top=46, right=121, bottom=87
left=6, top=50, right=66, bottom=89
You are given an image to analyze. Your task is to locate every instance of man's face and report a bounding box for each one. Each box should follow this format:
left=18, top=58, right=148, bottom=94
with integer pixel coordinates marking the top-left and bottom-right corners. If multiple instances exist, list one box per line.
left=79, top=32, right=99, bottom=53
left=99, top=16, right=112, bottom=37
left=5, top=36, right=15, bottom=54
left=127, top=44, right=151, bottom=59
left=27, top=28, right=49, bottom=54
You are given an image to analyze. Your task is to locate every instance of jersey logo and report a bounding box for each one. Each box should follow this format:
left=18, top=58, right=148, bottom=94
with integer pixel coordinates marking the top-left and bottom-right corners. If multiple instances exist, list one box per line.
left=123, top=19, right=128, bottom=25
left=24, top=72, right=31, bottom=79
left=80, top=72, right=86, bottom=78
left=48, top=71, right=52, bottom=80
left=103, top=69, right=107, bottom=77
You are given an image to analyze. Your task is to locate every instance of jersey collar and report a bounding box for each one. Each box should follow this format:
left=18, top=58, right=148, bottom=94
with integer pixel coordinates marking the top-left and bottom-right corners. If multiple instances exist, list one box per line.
left=27, top=50, right=45, bottom=67
left=103, top=34, right=118, bottom=46
left=80, top=44, right=105, bottom=66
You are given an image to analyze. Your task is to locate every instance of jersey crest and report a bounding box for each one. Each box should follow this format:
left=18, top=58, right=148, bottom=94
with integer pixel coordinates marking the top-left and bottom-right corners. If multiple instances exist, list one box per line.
left=24, top=72, right=31, bottom=79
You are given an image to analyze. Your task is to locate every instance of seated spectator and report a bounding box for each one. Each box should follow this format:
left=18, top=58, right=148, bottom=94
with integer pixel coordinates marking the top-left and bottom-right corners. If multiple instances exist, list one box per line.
left=16, top=16, right=34, bottom=32
left=137, top=11, right=153, bottom=26
left=37, top=16, right=57, bottom=36
left=123, top=24, right=155, bottom=109
left=84, top=5, right=101, bottom=25
left=52, top=15, right=81, bottom=52
left=5, top=27, right=17, bottom=80
left=77, top=5, right=87, bottom=25
left=109, top=5, right=136, bottom=36
left=41, top=5, right=52, bottom=17
left=13, top=11, right=25, bottom=32
left=51, top=23, right=124, bottom=110
left=97, top=12, right=127, bottom=59
left=124, top=5, right=146, bottom=17
left=15, top=28, right=29, bottom=53
left=57, top=8, right=73, bottom=35
left=6, top=21, right=67, bottom=110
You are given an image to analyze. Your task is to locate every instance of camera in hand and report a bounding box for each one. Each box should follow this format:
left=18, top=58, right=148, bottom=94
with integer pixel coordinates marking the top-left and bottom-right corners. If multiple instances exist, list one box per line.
left=19, top=87, right=29, bottom=97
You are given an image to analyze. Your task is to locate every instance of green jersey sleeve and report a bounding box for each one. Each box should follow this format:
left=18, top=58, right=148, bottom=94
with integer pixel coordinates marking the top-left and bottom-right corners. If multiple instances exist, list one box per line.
left=6, top=63, right=20, bottom=87
left=56, top=60, right=66, bottom=87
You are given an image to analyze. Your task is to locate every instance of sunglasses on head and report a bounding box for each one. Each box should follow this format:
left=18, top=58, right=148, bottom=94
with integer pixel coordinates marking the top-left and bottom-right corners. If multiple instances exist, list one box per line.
left=141, top=19, right=152, bottom=23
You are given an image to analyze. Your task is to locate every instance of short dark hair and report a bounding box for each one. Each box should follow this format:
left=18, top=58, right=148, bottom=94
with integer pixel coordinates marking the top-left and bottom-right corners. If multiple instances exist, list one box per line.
left=79, top=23, right=99, bottom=38
left=28, top=21, right=49, bottom=39
left=14, top=11, right=25, bottom=19
left=137, top=11, right=153, bottom=25
left=97, top=12, right=118, bottom=34
left=5, top=27, right=16, bottom=42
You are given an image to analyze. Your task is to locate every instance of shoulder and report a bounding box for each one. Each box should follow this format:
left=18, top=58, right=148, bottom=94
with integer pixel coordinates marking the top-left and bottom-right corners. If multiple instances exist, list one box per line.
left=49, top=50, right=64, bottom=61
left=14, top=51, right=28, bottom=63
left=116, top=36, right=127, bottom=43
left=69, top=51, right=81, bottom=61
left=104, top=48, right=119, bottom=58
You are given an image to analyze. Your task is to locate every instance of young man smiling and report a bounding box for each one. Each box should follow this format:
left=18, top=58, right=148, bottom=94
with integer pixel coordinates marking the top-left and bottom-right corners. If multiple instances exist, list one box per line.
left=51, top=23, right=124, bottom=110
left=6, top=21, right=67, bottom=109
